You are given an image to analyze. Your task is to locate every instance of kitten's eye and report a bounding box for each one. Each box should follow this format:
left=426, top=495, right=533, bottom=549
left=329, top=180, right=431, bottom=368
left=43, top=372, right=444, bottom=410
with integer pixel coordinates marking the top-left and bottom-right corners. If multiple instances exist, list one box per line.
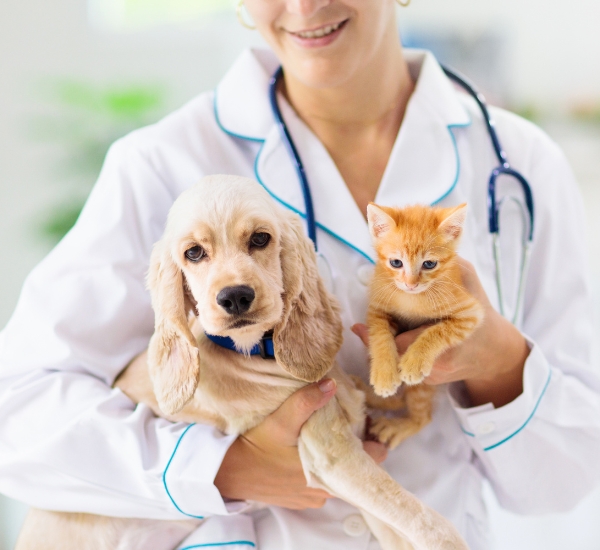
left=389, top=259, right=403, bottom=269
left=422, top=260, right=438, bottom=270
left=250, top=232, right=271, bottom=248
left=185, top=246, right=205, bottom=262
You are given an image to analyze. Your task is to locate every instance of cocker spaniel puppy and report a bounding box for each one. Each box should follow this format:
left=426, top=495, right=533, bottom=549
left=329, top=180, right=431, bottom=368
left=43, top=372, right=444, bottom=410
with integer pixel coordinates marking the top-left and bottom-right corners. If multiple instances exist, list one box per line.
left=16, top=176, right=467, bottom=550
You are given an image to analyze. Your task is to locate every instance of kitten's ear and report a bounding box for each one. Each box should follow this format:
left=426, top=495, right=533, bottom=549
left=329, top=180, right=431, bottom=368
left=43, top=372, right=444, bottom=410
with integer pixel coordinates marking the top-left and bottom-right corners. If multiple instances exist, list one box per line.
left=367, top=203, right=396, bottom=238
left=439, top=203, right=468, bottom=240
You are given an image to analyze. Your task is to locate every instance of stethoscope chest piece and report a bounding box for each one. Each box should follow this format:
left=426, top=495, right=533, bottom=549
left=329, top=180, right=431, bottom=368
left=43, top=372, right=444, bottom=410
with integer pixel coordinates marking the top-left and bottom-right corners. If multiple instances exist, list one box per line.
left=316, top=253, right=334, bottom=294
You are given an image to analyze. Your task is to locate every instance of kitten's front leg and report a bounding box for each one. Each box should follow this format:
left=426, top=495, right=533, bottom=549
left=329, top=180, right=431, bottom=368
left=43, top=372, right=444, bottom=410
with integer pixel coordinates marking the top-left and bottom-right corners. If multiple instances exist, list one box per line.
left=399, top=308, right=483, bottom=385
left=367, top=308, right=402, bottom=397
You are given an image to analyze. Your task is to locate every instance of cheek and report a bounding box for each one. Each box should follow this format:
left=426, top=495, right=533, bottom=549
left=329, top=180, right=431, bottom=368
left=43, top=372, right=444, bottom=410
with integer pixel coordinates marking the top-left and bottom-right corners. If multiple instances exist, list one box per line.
left=243, top=1, right=280, bottom=37
left=254, top=253, right=285, bottom=295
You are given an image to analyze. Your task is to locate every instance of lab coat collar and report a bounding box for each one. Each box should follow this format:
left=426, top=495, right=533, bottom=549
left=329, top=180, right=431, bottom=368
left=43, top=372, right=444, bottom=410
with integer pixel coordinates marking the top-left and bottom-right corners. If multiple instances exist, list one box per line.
left=214, top=48, right=279, bottom=141
left=215, top=48, right=472, bottom=262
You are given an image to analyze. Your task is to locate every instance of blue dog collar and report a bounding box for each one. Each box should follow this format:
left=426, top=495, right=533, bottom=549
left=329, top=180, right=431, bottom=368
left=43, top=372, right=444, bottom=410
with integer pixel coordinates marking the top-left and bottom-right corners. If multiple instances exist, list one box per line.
left=205, top=331, right=275, bottom=359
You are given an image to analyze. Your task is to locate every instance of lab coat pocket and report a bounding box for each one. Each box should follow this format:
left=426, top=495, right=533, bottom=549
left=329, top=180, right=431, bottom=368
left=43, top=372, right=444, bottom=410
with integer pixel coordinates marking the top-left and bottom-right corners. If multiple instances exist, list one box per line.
left=175, top=513, right=257, bottom=549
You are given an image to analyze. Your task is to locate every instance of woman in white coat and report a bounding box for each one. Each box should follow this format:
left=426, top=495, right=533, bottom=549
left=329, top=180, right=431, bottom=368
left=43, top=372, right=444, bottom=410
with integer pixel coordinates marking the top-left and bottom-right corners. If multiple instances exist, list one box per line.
left=1, top=0, right=599, bottom=548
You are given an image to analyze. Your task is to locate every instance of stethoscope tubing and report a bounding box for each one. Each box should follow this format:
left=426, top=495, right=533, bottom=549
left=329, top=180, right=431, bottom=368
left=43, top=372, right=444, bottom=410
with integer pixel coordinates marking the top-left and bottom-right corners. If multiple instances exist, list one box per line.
left=269, top=66, right=318, bottom=248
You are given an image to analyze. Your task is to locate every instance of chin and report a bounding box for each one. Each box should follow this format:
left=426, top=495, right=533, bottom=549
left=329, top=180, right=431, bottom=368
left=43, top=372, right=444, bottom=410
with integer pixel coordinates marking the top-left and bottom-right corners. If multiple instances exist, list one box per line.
left=289, top=52, right=360, bottom=90
left=228, top=326, right=267, bottom=354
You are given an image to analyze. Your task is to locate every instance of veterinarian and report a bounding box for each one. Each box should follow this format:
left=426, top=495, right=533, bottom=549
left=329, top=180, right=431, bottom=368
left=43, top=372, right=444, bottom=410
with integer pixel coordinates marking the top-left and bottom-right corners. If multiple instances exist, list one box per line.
left=1, top=0, right=600, bottom=548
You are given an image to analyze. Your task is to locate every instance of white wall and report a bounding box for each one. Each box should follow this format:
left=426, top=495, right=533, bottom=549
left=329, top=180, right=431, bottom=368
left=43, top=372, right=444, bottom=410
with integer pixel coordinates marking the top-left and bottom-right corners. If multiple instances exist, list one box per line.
left=1, top=1, right=599, bottom=549
left=402, top=0, right=600, bottom=110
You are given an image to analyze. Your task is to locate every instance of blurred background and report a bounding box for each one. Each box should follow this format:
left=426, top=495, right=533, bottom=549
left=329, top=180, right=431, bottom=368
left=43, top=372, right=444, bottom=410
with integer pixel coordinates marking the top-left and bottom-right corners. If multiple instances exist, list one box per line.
left=0, top=0, right=599, bottom=548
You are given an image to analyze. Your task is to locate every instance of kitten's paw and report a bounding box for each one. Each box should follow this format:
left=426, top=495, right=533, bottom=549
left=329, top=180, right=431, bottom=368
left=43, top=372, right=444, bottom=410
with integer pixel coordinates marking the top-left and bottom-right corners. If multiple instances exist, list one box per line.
left=371, top=367, right=402, bottom=398
left=370, top=417, right=418, bottom=449
left=398, top=353, right=431, bottom=385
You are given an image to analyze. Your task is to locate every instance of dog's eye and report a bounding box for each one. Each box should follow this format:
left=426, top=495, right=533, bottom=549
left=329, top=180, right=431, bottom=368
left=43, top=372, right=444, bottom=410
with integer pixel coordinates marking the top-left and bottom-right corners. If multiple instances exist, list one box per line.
left=422, top=260, right=438, bottom=270
left=250, top=232, right=270, bottom=249
left=389, top=259, right=403, bottom=269
left=185, top=246, right=205, bottom=262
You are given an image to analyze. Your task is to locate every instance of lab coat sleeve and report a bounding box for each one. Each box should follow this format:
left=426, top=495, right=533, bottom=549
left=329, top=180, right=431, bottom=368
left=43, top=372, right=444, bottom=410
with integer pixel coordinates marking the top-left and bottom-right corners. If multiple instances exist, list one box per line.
left=0, top=134, right=239, bottom=519
left=450, top=130, right=600, bottom=514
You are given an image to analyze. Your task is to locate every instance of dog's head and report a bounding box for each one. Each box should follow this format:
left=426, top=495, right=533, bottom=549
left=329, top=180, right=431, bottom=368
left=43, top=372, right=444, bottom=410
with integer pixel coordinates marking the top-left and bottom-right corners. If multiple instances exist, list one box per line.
left=147, top=175, right=343, bottom=415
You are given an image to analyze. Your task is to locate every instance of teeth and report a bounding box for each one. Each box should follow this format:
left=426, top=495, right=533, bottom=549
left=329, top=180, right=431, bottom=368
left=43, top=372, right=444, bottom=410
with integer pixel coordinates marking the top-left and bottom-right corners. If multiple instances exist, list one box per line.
left=295, top=21, right=342, bottom=39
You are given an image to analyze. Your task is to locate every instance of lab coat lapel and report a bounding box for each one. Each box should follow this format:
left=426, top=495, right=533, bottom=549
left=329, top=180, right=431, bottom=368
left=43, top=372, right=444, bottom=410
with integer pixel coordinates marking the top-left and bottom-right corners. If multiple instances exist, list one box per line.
left=376, top=51, right=472, bottom=208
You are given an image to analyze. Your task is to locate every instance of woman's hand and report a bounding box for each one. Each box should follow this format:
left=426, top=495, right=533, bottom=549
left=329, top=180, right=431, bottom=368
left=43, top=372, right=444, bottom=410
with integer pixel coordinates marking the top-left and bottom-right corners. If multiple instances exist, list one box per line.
left=352, top=258, right=530, bottom=408
left=214, top=379, right=388, bottom=509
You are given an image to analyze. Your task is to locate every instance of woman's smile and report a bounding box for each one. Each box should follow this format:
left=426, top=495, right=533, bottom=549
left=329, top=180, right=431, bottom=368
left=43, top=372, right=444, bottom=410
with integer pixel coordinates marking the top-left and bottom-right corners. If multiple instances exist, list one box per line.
left=286, top=19, right=348, bottom=48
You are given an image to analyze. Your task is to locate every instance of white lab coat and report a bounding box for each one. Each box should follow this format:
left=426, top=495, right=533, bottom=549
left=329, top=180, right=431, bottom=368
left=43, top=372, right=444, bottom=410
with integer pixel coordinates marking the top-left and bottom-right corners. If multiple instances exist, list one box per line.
left=0, top=48, right=599, bottom=550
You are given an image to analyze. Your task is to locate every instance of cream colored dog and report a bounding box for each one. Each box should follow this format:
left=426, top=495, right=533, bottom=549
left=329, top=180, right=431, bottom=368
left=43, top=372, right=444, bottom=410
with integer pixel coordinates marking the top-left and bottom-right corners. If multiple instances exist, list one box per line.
left=16, top=175, right=468, bottom=550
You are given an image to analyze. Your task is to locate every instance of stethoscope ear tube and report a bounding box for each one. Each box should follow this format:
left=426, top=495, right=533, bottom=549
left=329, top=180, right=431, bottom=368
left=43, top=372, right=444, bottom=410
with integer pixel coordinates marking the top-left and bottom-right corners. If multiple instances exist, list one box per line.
left=492, top=194, right=533, bottom=326
left=269, top=67, right=318, bottom=249
left=442, top=66, right=508, bottom=168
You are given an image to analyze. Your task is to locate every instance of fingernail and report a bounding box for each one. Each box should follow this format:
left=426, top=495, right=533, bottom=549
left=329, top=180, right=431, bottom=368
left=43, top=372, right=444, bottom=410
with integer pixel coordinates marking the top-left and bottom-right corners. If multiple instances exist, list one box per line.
left=318, top=378, right=336, bottom=393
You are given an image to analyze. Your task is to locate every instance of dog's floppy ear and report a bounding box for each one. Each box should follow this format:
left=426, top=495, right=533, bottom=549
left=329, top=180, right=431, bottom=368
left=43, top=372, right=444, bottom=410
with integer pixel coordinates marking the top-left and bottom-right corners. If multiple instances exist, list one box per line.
left=147, top=240, right=200, bottom=415
left=273, top=213, right=343, bottom=382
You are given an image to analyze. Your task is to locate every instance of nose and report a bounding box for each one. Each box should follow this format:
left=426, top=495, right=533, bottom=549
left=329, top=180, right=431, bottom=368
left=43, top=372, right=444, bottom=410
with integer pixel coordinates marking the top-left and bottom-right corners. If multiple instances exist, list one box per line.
left=286, top=0, right=330, bottom=17
left=405, top=282, right=419, bottom=291
left=216, top=285, right=255, bottom=315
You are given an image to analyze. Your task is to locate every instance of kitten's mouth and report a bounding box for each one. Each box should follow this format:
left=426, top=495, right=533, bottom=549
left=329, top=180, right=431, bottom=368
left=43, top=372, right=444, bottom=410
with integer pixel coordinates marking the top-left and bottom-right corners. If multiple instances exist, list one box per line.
left=397, top=283, right=427, bottom=294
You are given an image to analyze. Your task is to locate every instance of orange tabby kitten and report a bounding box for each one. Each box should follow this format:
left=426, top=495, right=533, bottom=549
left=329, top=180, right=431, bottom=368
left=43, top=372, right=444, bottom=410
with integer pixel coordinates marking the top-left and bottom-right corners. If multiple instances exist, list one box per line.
left=364, top=202, right=484, bottom=448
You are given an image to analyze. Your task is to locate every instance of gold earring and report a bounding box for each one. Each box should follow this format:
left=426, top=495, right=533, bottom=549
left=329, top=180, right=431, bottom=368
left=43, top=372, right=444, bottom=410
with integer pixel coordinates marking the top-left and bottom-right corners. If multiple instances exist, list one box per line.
left=396, top=0, right=411, bottom=6
left=236, top=0, right=256, bottom=30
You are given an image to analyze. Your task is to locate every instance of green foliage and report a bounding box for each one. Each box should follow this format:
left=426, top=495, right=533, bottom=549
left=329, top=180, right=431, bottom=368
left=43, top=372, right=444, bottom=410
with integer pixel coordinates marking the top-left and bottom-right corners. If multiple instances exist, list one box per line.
left=40, top=202, right=86, bottom=242
left=512, top=103, right=541, bottom=124
left=34, top=79, right=167, bottom=242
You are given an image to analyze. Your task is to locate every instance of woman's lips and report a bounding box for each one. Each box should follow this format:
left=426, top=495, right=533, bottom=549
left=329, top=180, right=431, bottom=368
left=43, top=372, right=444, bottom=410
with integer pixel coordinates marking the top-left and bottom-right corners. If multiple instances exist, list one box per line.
left=287, top=19, right=348, bottom=48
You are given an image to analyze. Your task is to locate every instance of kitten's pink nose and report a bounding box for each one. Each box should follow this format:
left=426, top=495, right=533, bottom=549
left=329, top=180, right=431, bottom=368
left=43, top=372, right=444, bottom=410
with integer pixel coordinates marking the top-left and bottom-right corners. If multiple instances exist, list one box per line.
left=405, top=283, right=419, bottom=290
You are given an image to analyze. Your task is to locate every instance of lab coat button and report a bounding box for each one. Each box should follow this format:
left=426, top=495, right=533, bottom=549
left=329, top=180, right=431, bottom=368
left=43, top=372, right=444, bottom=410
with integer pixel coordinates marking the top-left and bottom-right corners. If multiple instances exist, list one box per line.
left=343, top=514, right=368, bottom=537
left=476, top=421, right=496, bottom=435
left=357, top=264, right=374, bottom=286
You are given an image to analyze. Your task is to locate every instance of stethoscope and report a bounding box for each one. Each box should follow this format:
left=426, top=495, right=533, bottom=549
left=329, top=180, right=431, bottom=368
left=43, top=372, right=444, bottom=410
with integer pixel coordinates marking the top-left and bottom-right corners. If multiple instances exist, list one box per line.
left=268, top=65, right=534, bottom=325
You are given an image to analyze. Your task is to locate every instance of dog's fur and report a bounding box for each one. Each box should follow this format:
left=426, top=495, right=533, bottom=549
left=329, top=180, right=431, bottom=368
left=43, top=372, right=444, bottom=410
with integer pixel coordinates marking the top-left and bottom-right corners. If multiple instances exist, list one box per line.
left=16, top=176, right=468, bottom=550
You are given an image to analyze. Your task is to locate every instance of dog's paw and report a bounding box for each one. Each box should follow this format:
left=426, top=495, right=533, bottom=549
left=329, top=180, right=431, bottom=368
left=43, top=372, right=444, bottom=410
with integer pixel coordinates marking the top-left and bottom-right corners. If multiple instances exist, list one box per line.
left=398, top=352, right=431, bottom=385
left=370, top=417, right=418, bottom=449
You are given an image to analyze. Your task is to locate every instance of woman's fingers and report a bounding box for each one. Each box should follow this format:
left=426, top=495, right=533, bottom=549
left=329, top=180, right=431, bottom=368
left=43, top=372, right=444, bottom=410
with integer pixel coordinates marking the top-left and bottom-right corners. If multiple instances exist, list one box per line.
left=363, top=440, right=388, bottom=463
left=260, top=379, right=337, bottom=447
left=351, top=323, right=369, bottom=345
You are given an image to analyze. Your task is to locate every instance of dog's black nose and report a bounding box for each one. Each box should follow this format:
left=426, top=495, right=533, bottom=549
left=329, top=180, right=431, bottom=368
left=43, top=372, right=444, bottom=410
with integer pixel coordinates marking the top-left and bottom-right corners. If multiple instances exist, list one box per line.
left=216, top=285, right=255, bottom=315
